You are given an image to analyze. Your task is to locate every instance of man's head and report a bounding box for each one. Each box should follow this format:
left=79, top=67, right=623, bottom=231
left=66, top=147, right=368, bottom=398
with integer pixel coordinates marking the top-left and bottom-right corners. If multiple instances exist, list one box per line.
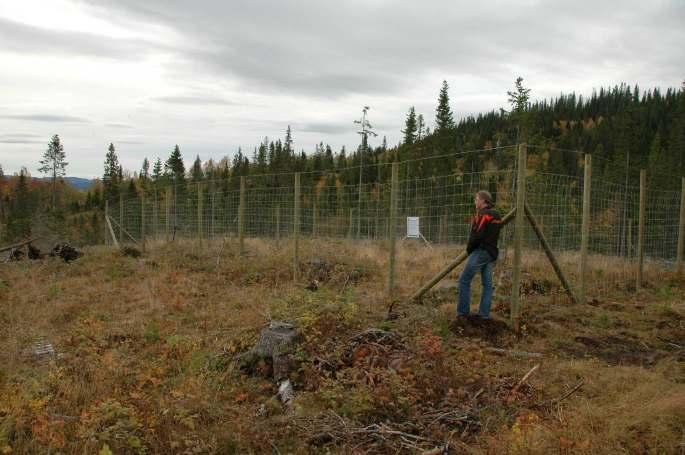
left=474, top=190, right=493, bottom=210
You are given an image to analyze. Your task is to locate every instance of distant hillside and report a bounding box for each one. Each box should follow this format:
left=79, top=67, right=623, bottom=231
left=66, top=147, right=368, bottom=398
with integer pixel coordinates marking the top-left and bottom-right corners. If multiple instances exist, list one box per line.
left=63, top=177, right=94, bottom=190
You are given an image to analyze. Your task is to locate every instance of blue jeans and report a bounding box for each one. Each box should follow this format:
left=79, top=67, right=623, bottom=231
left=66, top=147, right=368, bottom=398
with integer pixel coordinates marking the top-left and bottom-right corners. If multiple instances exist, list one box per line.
left=457, top=248, right=495, bottom=318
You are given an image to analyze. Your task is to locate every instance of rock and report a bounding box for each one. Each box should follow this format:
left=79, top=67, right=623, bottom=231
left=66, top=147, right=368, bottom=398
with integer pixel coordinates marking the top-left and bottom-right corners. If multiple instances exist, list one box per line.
left=23, top=341, right=56, bottom=362
left=28, top=243, right=42, bottom=260
left=121, top=246, right=142, bottom=258
left=278, top=379, right=294, bottom=406
left=50, top=243, right=82, bottom=262
left=9, top=248, right=24, bottom=261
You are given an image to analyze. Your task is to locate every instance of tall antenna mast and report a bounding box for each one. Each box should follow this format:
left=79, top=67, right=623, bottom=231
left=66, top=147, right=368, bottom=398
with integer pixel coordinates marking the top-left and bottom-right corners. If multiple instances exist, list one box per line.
left=354, top=106, right=377, bottom=238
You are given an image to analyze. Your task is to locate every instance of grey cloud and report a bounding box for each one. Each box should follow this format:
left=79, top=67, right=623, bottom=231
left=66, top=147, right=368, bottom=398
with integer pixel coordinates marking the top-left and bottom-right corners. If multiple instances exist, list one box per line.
left=1, top=114, right=89, bottom=123
left=117, top=140, right=144, bottom=144
left=0, top=17, right=159, bottom=59
left=151, top=95, right=237, bottom=105
left=0, top=134, right=45, bottom=144
left=105, top=123, right=133, bottom=129
left=297, top=121, right=352, bottom=135
left=80, top=0, right=685, bottom=99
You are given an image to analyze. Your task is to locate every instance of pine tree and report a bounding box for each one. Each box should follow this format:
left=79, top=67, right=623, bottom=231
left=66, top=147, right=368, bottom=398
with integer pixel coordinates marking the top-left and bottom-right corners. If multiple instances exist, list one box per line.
left=435, top=80, right=455, bottom=132
left=38, top=134, right=68, bottom=210
left=402, top=107, right=418, bottom=145
left=103, top=143, right=120, bottom=201
left=165, top=145, right=186, bottom=184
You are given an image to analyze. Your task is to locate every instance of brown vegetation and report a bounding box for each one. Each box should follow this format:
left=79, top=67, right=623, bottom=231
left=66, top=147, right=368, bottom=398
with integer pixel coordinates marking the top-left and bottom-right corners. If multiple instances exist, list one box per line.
left=0, top=238, right=683, bottom=453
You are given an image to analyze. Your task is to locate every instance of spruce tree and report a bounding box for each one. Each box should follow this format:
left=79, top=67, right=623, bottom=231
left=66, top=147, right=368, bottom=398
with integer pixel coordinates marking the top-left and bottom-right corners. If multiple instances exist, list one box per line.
left=417, top=114, right=425, bottom=140
left=402, top=107, right=418, bottom=145
left=152, top=158, right=163, bottom=182
left=38, top=134, right=68, bottom=210
left=435, top=80, right=455, bottom=132
left=7, top=167, right=32, bottom=239
left=191, top=155, right=204, bottom=182
left=284, top=126, right=293, bottom=155
left=103, top=143, right=120, bottom=201
left=140, top=158, right=150, bottom=182
left=507, top=76, right=531, bottom=141
left=165, top=145, right=186, bottom=184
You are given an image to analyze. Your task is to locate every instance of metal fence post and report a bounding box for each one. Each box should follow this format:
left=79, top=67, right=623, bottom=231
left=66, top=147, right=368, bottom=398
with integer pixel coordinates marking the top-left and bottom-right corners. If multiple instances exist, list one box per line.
left=388, top=162, right=399, bottom=295
left=239, top=176, right=246, bottom=255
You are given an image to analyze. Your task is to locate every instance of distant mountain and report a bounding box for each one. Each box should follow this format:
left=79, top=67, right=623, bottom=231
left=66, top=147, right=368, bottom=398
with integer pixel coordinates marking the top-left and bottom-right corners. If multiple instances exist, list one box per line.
left=33, top=176, right=94, bottom=190
left=63, top=177, right=94, bottom=190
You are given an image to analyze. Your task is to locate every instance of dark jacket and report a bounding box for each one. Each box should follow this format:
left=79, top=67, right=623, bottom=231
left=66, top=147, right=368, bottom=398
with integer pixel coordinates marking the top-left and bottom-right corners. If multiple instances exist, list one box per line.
left=466, top=206, right=502, bottom=260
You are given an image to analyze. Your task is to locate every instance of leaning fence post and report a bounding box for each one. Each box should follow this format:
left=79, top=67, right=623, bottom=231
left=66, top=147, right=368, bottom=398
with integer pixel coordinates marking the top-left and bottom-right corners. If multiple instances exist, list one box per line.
left=293, top=173, right=301, bottom=281
left=105, top=200, right=109, bottom=246
left=677, top=177, right=685, bottom=275
left=637, top=169, right=646, bottom=291
left=239, top=176, right=246, bottom=255
left=388, top=162, right=399, bottom=295
left=511, top=144, right=527, bottom=332
left=579, top=154, right=592, bottom=304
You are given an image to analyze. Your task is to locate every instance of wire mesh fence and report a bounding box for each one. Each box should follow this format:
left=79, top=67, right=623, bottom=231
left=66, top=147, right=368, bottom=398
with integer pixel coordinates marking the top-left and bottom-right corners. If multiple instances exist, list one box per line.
left=104, top=144, right=684, bottom=304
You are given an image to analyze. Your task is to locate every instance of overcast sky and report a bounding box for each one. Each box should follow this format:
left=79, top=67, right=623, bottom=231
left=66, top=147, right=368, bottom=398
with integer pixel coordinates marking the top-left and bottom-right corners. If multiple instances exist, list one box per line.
left=1, top=0, right=683, bottom=178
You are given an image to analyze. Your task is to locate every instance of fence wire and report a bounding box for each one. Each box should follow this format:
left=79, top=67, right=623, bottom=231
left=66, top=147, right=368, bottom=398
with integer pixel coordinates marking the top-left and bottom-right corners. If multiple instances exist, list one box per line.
left=104, top=145, right=683, bottom=302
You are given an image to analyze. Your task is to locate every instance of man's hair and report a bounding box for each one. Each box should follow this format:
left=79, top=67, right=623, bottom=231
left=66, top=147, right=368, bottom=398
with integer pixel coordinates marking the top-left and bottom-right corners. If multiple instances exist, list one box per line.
left=476, top=190, right=493, bottom=206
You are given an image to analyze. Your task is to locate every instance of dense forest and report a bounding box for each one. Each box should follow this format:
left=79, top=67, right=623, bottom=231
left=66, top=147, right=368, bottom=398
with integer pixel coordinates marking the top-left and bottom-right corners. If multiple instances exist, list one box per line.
left=1, top=79, right=684, bottom=245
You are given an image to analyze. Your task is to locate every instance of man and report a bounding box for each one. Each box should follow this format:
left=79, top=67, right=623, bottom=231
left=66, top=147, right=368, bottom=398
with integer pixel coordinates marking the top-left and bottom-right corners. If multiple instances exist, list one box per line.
left=457, top=190, right=502, bottom=320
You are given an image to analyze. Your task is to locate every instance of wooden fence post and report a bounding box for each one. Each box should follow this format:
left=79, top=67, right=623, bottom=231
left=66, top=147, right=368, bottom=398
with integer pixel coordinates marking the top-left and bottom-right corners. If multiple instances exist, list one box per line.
left=119, top=193, right=124, bottom=244
left=627, top=218, right=632, bottom=258
left=141, top=192, right=146, bottom=252
left=348, top=208, right=354, bottom=239
left=197, top=182, right=203, bottom=247
left=275, top=205, right=281, bottom=241
left=579, top=154, right=592, bottom=304
left=637, top=169, right=646, bottom=291
left=677, top=177, right=685, bottom=275
left=239, top=176, right=246, bottom=255
left=211, top=192, right=215, bottom=240
left=313, top=199, right=318, bottom=237
left=153, top=191, right=158, bottom=241
left=165, top=188, right=170, bottom=242
left=511, top=144, right=527, bottom=331
left=294, top=173, right=301, bottom=281
left=388, top=162, right=399, bottom=295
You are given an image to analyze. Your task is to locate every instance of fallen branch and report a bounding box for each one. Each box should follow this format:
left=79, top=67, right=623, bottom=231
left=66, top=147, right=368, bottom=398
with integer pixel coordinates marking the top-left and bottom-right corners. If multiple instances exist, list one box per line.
left=0, top=237, right=39, bottom=254
left=485, top=347, right=543, bottom=358
left=507, top=364, right=539, bottom=403
left=533, top=379, right=584, bottom=409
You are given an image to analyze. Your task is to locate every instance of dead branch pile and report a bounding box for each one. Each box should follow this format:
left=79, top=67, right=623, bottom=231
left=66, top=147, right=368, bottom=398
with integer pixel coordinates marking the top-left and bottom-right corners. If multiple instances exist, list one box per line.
left=297, top=408, right=477, bottom=453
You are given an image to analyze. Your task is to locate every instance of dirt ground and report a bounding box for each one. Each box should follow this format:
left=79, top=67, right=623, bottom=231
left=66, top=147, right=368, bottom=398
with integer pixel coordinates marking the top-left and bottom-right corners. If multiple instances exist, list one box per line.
left=0, top=238, right=683, bottom=453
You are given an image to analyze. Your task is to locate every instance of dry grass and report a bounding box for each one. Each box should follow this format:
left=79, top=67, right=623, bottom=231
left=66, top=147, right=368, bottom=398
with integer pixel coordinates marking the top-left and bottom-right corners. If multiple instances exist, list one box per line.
left=0, top=238, right=683, bottom=454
